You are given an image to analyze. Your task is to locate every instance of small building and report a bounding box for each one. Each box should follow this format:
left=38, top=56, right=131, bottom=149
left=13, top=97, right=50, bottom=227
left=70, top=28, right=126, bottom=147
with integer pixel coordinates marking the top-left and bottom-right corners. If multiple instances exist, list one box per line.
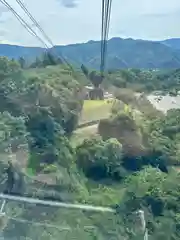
left=104, top=93, right=113, bottom=99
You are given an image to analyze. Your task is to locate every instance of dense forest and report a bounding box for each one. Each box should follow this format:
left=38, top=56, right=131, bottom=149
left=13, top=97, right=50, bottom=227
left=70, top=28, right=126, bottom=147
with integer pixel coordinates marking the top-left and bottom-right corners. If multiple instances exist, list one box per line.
left=1, top=53, right=180, bottom=239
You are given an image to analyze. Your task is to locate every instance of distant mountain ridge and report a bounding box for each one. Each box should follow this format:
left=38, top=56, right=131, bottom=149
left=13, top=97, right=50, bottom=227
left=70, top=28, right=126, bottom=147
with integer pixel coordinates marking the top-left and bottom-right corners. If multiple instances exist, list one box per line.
left=1, top=37, right=180, bottom=69
left=159, top=38, right=180, bottom=50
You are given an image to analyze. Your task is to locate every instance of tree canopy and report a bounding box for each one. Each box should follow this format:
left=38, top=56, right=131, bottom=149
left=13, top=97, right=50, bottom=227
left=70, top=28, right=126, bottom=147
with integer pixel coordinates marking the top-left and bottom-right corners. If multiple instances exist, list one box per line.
left=2, top=56, right=180, bottom=239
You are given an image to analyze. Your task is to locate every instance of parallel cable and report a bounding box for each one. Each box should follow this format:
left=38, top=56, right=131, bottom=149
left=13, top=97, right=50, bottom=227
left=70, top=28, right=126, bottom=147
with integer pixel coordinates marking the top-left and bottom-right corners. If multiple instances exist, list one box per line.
left=101, top=0, right=108, bottom=75
left=15, top=0, right=54, bottom=48
left=0, top=0, right=49, bottom=49
left=0, top=0, right=75, bottom=76
left=100, top=0, right=106, bottom=74
left=100, top=0, right=112, bottom=77
left=14, top=0, right=75, bottom=74
left=104, top=0, right=112, bottom=61
left=102, top=0, right=111, bottom=72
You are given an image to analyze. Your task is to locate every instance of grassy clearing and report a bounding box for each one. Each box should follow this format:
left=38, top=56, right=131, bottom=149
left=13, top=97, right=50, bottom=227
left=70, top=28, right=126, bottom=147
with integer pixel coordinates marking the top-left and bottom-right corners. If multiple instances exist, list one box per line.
left=83, top=100, right=109, bottom=110
left=26, top=167, right=35, bottom=177
left=74, top=99, right=114, bottom=145
left=79, top=99, right=114, bottom=124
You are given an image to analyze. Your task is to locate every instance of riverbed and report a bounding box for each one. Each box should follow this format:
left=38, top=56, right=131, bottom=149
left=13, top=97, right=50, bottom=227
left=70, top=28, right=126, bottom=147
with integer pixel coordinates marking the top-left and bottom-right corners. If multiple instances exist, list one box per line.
left=147, top=94, right=180, bottom=113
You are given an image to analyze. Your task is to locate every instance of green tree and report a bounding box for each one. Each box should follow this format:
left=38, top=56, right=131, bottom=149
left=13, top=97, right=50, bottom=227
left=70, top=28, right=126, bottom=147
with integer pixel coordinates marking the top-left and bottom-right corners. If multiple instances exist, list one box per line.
left=81, top=64, right=89, bottom=78
left=76, top=136, right=125, bottom=181
left=42, top=52, right=58, bottom=67
left=30, top=57, right=42, bottom=68
left=0, top=111, right=27, bottom=153
left=18, top=57, right=26, bottom=69
left=0, top=57, right=21, bottom=83
left=118, top=167, right=180, bottom=239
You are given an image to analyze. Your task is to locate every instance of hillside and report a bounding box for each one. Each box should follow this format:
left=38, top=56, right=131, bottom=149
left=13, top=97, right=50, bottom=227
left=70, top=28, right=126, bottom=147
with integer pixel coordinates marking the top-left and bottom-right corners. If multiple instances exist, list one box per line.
left=0, top=44, right=43, bottom=60
left=2, top=56, right=180, bottom=239
left=1, top=37, right=180, bottom=69
left=160, top=38, right=180, bottom=50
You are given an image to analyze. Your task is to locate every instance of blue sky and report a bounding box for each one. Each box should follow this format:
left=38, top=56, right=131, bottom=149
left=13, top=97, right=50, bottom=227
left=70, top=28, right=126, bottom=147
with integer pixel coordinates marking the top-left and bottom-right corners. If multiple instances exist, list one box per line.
left=0, top=0, right=180, bottom=46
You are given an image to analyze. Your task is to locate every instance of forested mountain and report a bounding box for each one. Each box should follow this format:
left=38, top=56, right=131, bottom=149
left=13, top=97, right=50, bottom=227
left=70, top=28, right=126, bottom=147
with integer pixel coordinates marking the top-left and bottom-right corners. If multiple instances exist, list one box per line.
left=160, top=38, right=180, bottom=50
left=0, top=44, right=43, bottom=60
left=1, top=37, right=180, bottom=69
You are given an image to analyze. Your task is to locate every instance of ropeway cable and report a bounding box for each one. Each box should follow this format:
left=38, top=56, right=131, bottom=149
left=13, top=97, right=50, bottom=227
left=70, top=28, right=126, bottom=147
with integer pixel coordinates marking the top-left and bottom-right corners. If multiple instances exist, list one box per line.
left=0, top=0, right=74, bottom=75
left=0, top=0, right=49, bottom=49
left=100, top=0, right=106, bottom=75
left=101, top=0, right=108, bottom=75
left=103, top=0, right=112, bottom=66
left=100, top=0, right=112, bottom=77
left=14, top=0, right=76, bottom=74
left=15, top=0, right=54, bottom=47
left=101, top=0, right=112, bottom=74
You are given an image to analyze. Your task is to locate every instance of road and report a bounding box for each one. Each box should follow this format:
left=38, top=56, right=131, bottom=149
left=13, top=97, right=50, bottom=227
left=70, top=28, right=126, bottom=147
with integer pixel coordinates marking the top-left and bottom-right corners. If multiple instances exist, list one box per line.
left=0, top=194, right=115, bottom=213
left=74, top=123, right=98, bottom=135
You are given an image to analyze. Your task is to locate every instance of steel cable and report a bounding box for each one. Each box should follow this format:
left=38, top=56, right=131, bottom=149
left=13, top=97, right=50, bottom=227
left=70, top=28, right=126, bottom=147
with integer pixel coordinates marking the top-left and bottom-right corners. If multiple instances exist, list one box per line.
left=0, top=0, right=49, bottom=49
left=100, top=0, right=112, bottom=77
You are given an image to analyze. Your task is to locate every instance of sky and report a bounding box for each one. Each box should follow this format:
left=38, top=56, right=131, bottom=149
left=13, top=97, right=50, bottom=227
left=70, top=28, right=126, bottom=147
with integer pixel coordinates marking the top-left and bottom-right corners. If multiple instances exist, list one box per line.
left=0, top=0, right=180, bottom=47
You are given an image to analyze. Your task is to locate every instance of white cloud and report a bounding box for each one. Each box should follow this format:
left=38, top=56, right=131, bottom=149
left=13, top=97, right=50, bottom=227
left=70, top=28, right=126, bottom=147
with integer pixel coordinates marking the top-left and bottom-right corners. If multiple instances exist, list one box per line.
left=0, top=0, right=180, bottom=46
left=60, top=0, right=79, bottom=8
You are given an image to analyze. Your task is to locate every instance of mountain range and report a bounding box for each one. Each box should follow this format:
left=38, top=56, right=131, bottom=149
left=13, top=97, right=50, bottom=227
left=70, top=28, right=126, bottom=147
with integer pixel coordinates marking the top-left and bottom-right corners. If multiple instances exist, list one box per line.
left=1, top=37, right=180, bottom=69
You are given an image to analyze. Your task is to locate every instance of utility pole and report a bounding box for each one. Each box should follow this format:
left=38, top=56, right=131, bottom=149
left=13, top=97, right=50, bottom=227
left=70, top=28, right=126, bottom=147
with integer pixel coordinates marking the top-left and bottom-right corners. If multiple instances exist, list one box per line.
left=137, top=210, right=148, bottom=240
left=0, top=200, right=6, bottom=216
